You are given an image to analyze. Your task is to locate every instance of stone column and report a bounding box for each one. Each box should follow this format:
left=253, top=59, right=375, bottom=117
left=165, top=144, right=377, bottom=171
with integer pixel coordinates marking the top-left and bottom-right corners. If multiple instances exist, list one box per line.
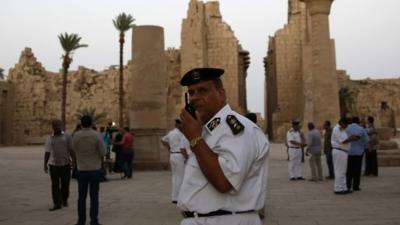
left=0, top=82, right=15, bottom=145
left=128, top=25, right=169, bottom=170
left=301, top=0, right=340, bottom=127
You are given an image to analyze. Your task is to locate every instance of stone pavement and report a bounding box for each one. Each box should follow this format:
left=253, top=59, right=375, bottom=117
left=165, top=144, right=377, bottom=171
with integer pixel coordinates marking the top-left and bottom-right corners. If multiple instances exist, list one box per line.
left=0, top=143, right=399, bottom=225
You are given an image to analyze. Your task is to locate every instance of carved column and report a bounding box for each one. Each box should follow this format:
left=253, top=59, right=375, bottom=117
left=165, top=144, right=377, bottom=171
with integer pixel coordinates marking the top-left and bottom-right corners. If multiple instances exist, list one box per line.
left=129, top=25, right=169, bottom=169
left=301, top=0, right=340, bottom=127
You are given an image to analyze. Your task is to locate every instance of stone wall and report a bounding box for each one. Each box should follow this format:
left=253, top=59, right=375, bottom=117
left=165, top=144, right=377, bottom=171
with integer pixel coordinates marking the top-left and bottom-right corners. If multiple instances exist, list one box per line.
left=181, top=0, right=248, bottom=114
left=3, top=0, right=250, bottom=151
left=166, top=48, right=182, bottom=130
left=265, top=0, right=340, bottom=141
left=265, top=0, right=308, bottom=141
left=7, top=48, right=130, bottom=144
left=340, top=77, right=400, bottom=133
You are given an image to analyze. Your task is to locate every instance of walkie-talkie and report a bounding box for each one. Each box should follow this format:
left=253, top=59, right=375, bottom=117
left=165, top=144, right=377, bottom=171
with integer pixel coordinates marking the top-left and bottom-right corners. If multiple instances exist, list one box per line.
left=185, top=93, right=197, bottom=119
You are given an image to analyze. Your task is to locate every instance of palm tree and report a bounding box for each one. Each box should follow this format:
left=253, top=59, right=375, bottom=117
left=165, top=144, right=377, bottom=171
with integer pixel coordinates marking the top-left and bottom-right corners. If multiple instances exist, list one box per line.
left=74, top=107, right=107, bottom=126
left=113, top=12, right=135, bottom=127
left=58, top=33, right=88, bottom=128
left=0, top=68, right=5, bottom=80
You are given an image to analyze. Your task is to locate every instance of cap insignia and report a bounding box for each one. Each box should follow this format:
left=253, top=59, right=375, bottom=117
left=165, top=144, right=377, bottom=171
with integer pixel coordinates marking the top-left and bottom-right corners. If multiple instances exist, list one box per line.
left=192, top=71, right=201, bottom=80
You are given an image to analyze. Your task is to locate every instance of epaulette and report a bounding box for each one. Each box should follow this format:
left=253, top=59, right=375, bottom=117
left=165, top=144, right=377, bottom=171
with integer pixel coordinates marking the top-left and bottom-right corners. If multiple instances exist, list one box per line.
left=226, top=115, right=244, bottom=135
left=207, top=117, right=221, bottom=132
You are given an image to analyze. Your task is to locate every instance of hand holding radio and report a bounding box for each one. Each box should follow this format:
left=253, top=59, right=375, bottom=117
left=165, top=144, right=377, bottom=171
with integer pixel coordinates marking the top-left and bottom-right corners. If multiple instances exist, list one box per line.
left=184, top=93, right=197, bottom=119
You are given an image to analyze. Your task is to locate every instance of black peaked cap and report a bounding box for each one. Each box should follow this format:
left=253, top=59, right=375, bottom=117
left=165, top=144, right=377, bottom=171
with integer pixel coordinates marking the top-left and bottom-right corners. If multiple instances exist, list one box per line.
left=180, top=68, right=224, bottom=86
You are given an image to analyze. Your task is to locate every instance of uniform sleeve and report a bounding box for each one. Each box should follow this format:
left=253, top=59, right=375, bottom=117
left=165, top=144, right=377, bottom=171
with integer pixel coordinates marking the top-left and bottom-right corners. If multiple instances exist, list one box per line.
left=179, top=137, right=191, bottom=155
left=161, top=133, right=170, bottom=143
left=45, top=137, right=52, bottom=153
left=286, top=131, right=292, bottom=146
left=216, top=127, right=268, bottom=192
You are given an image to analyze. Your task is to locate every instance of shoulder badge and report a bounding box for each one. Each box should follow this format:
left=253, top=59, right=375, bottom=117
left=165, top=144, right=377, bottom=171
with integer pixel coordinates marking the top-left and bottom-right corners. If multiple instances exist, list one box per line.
left=207, top=117, right=221, bottom=132
left=226, top=115, right=244, bottom=135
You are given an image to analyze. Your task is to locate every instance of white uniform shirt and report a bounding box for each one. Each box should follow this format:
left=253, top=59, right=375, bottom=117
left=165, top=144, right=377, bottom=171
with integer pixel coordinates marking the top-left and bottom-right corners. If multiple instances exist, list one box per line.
left=286, top=129, right=301, bottom=148
left=331, top=124, right=350, bottom=150
left=179, top=136, right=192, bottom=157
left=178, top=104, right=269, bottom=213
left=162, top=128, right=184, bottom=153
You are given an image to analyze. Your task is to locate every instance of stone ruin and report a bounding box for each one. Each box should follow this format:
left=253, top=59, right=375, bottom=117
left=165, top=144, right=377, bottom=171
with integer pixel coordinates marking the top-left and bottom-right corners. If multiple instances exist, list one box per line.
left=265, top=0, right=340, bottom=141
left=264, top=0, right=399, bottom=141
left=264, top=0, right=400, bottom=165
left=0, top=0, right=250, bottom=169
left=1, top=0, right=399, bottom=167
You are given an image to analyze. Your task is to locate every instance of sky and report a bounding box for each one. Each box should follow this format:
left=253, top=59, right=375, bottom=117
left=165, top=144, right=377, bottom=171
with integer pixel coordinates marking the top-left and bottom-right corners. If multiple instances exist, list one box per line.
left=1, top=0, right=399, bottom=115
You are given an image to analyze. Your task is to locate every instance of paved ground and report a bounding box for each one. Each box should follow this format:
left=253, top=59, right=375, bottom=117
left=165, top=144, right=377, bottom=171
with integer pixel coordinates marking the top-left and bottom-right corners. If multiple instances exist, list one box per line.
left=0, top=143, right=399, bottom=225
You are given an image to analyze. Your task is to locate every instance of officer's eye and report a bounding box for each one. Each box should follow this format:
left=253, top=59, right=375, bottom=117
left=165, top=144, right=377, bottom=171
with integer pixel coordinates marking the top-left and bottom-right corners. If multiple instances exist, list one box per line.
left=198, top=88, right=207, bottom=95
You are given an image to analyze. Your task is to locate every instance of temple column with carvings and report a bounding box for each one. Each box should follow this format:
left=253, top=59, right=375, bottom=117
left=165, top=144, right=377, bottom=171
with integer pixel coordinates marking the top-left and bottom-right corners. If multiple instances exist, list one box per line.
left=128, top=25, right=169, bottom=169
left=301, top=0, right=340, bottom=127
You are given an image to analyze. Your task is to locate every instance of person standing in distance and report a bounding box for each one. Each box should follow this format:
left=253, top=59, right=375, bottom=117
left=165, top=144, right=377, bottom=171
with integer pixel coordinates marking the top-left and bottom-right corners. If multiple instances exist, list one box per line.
left=365, top=116, right=379, bottom=176
left=72, top=115, right=106, bottom=225
left=115, top=127, right=135, bottom=179
left=346, top=116, right=369, bottom=192
left=305, top=122, right=323, bottom=181
left=331, top=117, right=357, bottom=194
left=161, top=119, right=186, bottom=204
left=178, top=68, right=270, bottom=225
left=287, top=120, right=306, bottom=180
left=323, top=120, right=334, bottom=179
left=44, top=119, right=75, bottom=211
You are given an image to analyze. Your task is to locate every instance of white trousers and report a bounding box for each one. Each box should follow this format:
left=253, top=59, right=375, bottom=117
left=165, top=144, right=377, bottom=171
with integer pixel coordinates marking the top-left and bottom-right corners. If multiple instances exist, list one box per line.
left=332, top=149, right=348, bottom=192
left=181, top=213, right=261, bottom=225
left=170, top=153, right=185, bottom=201
left=288, top=148, right=303, bottom=179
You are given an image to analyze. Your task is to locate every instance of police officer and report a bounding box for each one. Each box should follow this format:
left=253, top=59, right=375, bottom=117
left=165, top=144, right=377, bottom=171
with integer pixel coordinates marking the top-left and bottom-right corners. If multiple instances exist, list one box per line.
left=161, top=119, right=186, bottom=204
left=178, top=68, right=270, bottom=225
left=286, top=120, right=305, bottom=180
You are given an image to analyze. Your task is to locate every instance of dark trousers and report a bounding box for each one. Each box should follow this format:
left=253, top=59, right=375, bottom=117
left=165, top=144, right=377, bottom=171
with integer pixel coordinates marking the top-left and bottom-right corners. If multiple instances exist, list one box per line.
left=325, top=150, right=334, bottom=178
left=346, top=155, right=363, bottom=190
left=77, top=170, right=101, bottom=225
left=49, top=165, right=70, bottom=207
left=121, top=151, right=134, bottom=178
left=113, top=151, right=123, bottom=172
left=365, top=149, right=378, bottom=176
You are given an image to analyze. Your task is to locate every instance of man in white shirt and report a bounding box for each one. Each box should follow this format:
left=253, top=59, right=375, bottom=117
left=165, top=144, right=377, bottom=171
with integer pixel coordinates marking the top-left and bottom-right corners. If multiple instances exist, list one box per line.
left=286, top=120, right=306, bottom=180
left=44, top=119, right=75, bottom=211
left=178, top=68, right=269, bottom=225
left=331, top=117, right=356, bottom=194
left=161, top=119, right=187, bottom=204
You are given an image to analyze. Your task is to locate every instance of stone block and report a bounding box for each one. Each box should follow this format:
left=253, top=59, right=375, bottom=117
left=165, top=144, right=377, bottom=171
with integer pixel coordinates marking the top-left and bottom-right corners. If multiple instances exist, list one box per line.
left=377, top=127, right=394, bottom=141
left=379, top=140, right=399, bottom=150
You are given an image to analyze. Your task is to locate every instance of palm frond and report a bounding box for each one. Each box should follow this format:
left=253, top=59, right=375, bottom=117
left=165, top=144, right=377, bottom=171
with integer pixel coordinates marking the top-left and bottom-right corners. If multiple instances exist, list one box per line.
left=58, top=32, right=88, bottom=53
left=113, top=12, right=135, bottom=32
left=74, top=107, right=107, bottom=125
